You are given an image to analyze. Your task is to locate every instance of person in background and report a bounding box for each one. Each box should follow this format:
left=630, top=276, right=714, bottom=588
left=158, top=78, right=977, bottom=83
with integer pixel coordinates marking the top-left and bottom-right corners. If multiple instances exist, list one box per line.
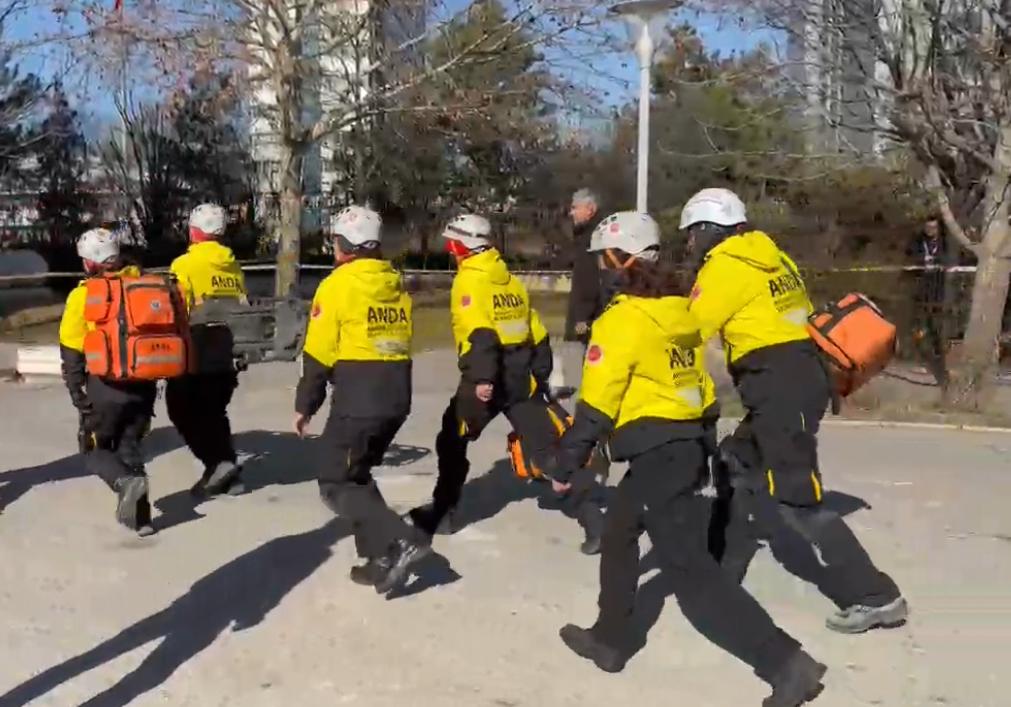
left=905, top=215, right=954, bottom=387
left=167, top=204, right=248, bottom=497
left=554, top=188, right=605, bottom=398
left=59, top=228, right=156, bottom=536
left=294, top=206, right=429, bottom=594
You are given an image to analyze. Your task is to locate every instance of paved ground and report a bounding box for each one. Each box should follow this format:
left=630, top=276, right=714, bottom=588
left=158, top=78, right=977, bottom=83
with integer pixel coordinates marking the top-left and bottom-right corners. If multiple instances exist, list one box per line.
left=2, top=350, right=1010, bottom=707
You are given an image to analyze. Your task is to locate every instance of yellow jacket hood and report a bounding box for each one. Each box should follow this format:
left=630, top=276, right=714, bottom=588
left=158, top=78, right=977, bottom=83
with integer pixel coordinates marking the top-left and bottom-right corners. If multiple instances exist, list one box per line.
left=341, top=258, right=404, bottom=303
left=706, top=231, right=783, bottom=272
left=459, top=248, right=510, bottom=285
left=616, top=294, right=698, bottom=341
left=183, top=241, right=238, bottom=268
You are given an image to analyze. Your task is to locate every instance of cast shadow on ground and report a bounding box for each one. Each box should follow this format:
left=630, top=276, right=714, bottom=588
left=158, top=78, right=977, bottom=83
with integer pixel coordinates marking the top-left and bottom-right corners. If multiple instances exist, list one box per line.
left=0, top=426, right=184, bottom=516
left=0, top=518, right=350, bottom=707
left=630, top=490, right=871, bottom=662
left=450, top=458, right=610, bottom=534
left=152, top=430, right=432, bottom=533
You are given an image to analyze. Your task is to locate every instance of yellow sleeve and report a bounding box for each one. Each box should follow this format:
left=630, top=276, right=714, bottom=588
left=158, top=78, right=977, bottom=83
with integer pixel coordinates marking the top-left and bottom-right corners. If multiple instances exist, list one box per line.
left=530, top=307, right=548, bottom=345
left=169, top=255, right=195, bottom=312
left=578, top=310, right=635, bottom=421
left=689, top=258, right=758, bottom=343
left=302, top=276, right=341, bottom=367
left=451, top=271, right=495, bottom=355
left=58, top=286, right=89, bottom=352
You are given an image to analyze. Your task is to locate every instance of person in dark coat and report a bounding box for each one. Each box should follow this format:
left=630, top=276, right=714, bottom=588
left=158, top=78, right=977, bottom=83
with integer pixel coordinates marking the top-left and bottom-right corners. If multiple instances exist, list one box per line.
left=905, top=216, right=957, bottom=387
left=555, top=189, right=605, bottom=397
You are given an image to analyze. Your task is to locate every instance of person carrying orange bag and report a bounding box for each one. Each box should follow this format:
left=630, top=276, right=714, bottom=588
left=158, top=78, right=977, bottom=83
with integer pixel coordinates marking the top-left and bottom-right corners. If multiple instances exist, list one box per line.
left=59, top=228, right=161, bottom=536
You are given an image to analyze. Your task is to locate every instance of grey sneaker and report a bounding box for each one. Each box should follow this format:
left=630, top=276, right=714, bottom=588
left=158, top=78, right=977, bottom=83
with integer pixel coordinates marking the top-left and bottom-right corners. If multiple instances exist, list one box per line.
left=204, top=462, right=242, bottom=496
left=115, top=475, right=149, bottom=529
left=826, top=597, right=908, bottom=634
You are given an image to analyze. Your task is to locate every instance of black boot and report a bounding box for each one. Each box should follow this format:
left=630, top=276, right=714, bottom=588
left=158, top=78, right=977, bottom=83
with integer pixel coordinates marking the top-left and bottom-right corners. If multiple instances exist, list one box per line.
left=559, top=624, right=626, bottom=673
left=114, top=475, right=149, bottom=531
left=349, top=559, right=388, bottom=586
left=204, top=461, right=242, bottom=496
left=763, top=650, right=827, bottom=707
left=579, top=502, right=603, bottom=556
left=409, top=503, right=458, bottom=537
left=374, top=538, right=432, bottom=594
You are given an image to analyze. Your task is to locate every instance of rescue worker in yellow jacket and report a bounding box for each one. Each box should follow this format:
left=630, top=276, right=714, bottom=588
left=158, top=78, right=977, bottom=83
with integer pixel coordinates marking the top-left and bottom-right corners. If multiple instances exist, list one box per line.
left=167, top=204, right=248, bottom=497
left=552, top=212, right=826, bottom=707
left=409, top=214, right=604, bottom=554
left=682, top=188, right=907, bottom=636
left=294, top=205, right=429, bottom=594
left=59, top=228, right=156, bottom=535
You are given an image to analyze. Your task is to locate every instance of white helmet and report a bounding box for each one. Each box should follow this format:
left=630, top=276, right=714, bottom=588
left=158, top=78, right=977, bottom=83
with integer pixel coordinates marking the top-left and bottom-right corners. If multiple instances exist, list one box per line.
left=441, top=213, right=492, bottom=250
left=589, top=211, right=660, bottom=262
left=679, top=188, right=748, bottom=229
left=332, top=205, right=382, bottom=246
left=77, top=228, right=120, bottom=264
left=189, top=203, right=226, bottom=237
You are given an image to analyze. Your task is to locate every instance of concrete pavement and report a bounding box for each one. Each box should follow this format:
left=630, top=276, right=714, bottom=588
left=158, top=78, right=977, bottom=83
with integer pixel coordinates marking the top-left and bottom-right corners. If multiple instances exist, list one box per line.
left=1, top=350, right=1009, bottom=706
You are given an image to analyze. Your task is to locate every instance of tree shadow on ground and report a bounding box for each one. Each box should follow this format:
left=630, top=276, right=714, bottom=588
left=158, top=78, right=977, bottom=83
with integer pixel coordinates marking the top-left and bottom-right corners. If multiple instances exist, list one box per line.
left=0, top=426, right=183, bottom=516
left=152, top=430, right=431, bottom=533
left=0, top=518, right=350, bottom=707
left=631, top=490, right=872, bottom=660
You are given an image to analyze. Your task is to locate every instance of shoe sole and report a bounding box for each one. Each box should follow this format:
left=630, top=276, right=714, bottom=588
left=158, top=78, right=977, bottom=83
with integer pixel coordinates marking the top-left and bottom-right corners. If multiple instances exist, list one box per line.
left=116, top=477, right=149, bottom=529
left=204, top=465, right=241, bottom=495
left=826, top=602, right=909, bottom=634
left=375, top=544, right=432, bottom=594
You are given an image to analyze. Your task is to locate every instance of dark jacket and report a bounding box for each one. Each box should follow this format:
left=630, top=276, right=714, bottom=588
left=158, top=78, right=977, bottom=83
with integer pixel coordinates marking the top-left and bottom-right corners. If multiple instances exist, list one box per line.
left=905, top=234, right=956, bottom=306
left=565, top=212, right=605, bottom=342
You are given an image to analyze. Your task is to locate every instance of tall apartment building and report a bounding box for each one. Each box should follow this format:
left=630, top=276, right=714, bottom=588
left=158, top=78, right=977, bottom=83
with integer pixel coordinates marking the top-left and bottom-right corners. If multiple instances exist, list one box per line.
left=785, top=0, right=889, bottom=157
left=248, top=1, right=426, bottom=232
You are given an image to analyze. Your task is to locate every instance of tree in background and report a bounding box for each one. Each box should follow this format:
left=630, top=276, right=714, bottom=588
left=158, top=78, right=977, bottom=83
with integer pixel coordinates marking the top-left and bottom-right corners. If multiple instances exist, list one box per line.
left=34, top=83, right=92, bottom=249
left=0, top=1, right=43, bottom=189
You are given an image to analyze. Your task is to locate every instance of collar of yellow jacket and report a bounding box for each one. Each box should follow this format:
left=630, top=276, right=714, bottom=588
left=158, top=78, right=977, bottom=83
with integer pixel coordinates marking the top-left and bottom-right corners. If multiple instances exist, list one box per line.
left=337, top=257, right=395, bottom=275
left=705, top=230, right=783, bottom=272
left=458, top=248, right=510, bottom=284
left=187, top=240, right=235, bottom=260
left=611, top=294, right=692, bottom=329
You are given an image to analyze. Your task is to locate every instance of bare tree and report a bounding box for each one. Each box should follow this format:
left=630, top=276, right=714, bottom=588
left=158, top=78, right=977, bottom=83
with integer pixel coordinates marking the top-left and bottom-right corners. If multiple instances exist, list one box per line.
left=67, top=0, right=611, bottom=294
left=726, top=0, right=1011, bottom=408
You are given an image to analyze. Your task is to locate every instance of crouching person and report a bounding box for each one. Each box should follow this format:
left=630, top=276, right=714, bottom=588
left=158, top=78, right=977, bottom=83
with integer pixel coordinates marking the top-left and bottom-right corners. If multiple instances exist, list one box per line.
left=60, top=229, right=156, bottom=536
left=294, top=205, right=429, bottom=594
left=552, top=213, right=826, bottom=707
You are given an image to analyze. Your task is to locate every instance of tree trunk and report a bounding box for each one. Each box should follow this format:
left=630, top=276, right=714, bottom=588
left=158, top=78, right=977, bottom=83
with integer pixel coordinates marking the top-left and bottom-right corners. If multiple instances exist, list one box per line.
left=275, top=141, right=304, bottom=297
left=949, top=252, right=1011, bottom=409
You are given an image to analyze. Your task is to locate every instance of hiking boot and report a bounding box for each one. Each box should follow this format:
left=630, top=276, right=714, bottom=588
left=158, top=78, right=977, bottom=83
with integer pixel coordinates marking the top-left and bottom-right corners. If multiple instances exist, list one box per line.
left=374, top=538, right=432, bottom=594
left=559, top=624, right=626, bottom=673
left=204, top=461, right=242, bottom=496
left=114, top=475, right=149, bottom=530
left=349, top=559, right=388, bottom=586
left=409, top=504, right=458, bottom=537
left=580, top=534, right=601, bottom=556
left=826, top=596, right=908, bottom=634
left=763, top=650, right=827, bottom=707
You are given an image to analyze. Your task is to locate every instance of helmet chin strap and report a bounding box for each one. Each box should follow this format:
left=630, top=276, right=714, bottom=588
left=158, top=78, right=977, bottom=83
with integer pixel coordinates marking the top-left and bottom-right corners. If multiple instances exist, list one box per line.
left=604, top=249, right=637, bottom=270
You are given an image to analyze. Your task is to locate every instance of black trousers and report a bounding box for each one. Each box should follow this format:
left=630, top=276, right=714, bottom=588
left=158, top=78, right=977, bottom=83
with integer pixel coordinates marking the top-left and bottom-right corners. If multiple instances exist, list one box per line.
left=713, top=349, right=901, bottom=609
left=430, top=387, right=601, bottom=533
left=166, top=372, right=238, bottom=471
left=85, top=377, right=156, bottom=525
left=594, top=439, right=799, bottom=681
left=317, top=413, right=417, bottom=560
left=913, top=304, right=948, bottom=386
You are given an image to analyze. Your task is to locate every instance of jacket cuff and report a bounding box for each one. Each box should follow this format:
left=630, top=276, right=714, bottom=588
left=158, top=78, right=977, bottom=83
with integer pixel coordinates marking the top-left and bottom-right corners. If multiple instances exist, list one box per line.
left=556, top=402, right=613, bottom=482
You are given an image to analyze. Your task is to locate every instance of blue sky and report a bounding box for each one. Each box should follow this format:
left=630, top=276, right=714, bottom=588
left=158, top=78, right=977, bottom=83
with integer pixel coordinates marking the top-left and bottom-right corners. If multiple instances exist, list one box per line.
left=6, top=1, right=779, bottom=134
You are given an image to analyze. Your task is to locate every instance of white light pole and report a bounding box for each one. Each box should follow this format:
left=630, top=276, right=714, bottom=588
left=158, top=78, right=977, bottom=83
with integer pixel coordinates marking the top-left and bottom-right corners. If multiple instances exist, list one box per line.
left=611, top=1, right=680, bottom=213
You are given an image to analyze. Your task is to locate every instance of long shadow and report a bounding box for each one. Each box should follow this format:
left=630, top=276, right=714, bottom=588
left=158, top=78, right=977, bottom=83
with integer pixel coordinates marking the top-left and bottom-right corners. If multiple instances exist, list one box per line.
left=631, top=490, right=872, bottom=659
left=0, top=518, right=350, bottom=707
left=0, top=426, right=183, bottom=515
left=153, top=430, right=432, bottom=533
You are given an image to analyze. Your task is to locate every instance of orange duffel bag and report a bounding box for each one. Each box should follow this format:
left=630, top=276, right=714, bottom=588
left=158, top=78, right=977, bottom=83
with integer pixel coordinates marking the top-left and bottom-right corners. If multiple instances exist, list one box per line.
left=83, top=274, right=190, bottom=381
left=508, top=399, right=609, bottom=482
left=807, top=293, right=896, bottom=397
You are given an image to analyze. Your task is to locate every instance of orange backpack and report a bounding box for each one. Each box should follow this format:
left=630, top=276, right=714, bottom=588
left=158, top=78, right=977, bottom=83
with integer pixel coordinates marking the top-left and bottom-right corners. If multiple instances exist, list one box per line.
left=508, top=400, right=609, bottom=482
left=807, top=293, right=896, bottom=397
left=83, top=274, right=190, bottom=381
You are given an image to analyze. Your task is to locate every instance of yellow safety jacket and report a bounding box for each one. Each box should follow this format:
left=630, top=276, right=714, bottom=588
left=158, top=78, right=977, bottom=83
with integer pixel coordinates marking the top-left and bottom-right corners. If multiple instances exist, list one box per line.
left=689, top=231, right=812, bottom=364
left=170, top=241, right=247, bottom=312
left=450, top=248, right=551, bottom=404
left=559, top=294, right=713, bottom=467
left=296, top=258, right=413, bottom=419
